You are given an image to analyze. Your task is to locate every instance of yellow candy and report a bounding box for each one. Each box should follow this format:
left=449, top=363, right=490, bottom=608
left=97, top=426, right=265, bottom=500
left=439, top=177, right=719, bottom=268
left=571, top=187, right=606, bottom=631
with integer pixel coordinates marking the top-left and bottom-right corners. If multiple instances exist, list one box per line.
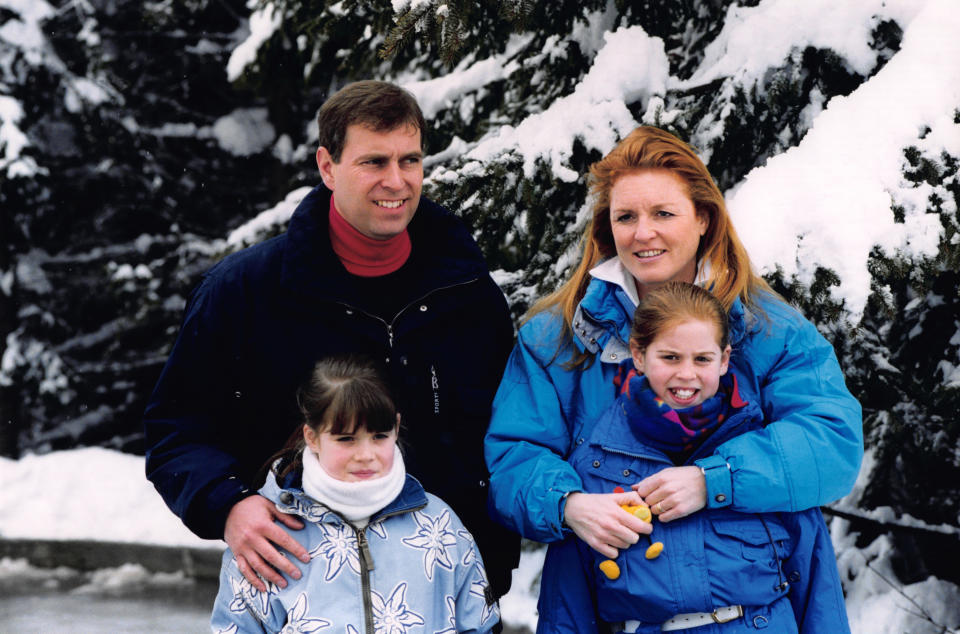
left=633, top=505, right=652, bottom=522
left=599, top=559, right=621, bottom=579
left=645, top=542, right=664, bottom=559
left=620, top=504, right=652, bottom=522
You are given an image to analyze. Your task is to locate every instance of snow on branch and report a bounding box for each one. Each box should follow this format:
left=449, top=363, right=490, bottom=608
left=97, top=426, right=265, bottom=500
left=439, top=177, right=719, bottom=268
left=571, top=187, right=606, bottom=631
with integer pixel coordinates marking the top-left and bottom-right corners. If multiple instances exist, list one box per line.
left=725, top=0, right=960, bottom=320
left=461, top=25, right=669, bottom=182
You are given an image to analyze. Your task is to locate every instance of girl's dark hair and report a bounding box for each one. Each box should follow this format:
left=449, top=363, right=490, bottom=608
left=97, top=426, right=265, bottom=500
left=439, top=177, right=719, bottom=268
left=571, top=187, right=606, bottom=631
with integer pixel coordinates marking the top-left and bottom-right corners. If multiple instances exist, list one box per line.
left=268, top=355, right=397, bottom=480
left=630, top=281, right=729, bottom=353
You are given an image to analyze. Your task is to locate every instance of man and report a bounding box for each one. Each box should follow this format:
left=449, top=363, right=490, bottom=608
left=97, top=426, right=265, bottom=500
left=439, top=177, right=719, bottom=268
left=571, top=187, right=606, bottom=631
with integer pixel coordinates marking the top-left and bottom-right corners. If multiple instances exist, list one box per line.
left=144, top=81, right=519, bottom=602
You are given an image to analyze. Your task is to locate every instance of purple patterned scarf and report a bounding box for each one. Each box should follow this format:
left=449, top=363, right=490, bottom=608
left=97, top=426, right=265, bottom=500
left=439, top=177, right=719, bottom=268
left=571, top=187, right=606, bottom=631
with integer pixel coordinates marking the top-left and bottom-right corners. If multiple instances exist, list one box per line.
left=613, top=360, right=749, bottom=456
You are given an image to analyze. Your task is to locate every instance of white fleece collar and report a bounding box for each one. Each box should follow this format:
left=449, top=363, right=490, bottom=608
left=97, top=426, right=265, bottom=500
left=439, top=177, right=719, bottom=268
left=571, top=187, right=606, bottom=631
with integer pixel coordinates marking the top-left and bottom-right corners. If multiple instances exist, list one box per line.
left=301, top=445, right=406, bottom=524
left=588, top=257, right=712, bottom=305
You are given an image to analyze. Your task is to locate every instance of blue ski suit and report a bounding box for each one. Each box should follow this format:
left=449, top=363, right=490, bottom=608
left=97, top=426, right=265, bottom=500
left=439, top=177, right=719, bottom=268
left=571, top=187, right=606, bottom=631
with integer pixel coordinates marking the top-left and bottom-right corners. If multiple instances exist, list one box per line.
left=535, top=372, right=849, bottom=633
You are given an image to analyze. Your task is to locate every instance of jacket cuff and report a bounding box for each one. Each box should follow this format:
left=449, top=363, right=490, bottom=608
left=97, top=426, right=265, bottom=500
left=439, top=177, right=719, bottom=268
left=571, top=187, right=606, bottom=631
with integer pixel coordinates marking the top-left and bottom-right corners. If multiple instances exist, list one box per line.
left=557, top=489, right=582, bottom=538
left=695, top=455, right=732, bottom=508
left=205, top=476, right=256, bottom=538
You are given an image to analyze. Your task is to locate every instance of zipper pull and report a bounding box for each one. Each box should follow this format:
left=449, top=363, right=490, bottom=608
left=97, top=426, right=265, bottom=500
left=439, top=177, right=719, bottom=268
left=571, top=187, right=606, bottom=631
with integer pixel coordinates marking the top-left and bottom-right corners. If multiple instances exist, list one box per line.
left=386, top=324, right=394, bottom=348
left=357, top=530, right=375, bottom=570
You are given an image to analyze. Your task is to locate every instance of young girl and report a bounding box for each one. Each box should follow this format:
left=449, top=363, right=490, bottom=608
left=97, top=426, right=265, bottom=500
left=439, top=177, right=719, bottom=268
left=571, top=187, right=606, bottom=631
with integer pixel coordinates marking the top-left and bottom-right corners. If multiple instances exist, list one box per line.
left=211, top=356, right=499, bottom=633
left=537, top=282, right=848, bottom=633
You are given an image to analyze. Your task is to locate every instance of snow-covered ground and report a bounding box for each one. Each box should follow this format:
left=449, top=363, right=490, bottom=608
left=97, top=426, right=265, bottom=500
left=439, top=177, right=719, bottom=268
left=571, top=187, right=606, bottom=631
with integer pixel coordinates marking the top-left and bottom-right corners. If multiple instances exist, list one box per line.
left=2, top=447, right=958, bottom=633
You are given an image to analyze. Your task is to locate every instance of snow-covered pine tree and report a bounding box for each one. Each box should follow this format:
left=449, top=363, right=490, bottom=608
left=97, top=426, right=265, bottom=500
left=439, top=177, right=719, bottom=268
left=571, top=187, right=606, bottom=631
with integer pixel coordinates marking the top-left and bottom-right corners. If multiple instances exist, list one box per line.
left=0, top=0, right=300, bottom=453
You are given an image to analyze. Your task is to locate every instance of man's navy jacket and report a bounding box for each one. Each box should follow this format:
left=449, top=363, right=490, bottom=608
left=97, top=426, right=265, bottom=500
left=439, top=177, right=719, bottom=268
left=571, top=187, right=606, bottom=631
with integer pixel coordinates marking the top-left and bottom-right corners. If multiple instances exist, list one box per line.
left=144, top=183, right=519, bottom=597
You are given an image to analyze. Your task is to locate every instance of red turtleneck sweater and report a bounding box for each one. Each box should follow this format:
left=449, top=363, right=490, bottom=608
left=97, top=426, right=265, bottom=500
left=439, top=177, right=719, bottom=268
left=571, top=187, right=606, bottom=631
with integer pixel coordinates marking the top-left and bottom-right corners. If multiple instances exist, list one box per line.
left=328, top=195, right=412, bottom=277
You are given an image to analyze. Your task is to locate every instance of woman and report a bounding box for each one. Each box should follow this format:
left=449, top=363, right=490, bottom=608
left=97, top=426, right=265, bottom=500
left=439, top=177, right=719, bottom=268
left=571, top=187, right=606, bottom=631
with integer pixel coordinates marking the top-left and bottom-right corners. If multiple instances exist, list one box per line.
left=483, top=127, right=862, bottom=627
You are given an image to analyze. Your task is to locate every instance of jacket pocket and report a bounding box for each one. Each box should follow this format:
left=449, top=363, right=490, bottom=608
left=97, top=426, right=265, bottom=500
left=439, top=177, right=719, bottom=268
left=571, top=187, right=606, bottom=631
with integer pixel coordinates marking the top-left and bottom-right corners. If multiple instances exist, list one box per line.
left=712, top=515, right=791, bottom=561
left=705, top=514, right=792, bottom=607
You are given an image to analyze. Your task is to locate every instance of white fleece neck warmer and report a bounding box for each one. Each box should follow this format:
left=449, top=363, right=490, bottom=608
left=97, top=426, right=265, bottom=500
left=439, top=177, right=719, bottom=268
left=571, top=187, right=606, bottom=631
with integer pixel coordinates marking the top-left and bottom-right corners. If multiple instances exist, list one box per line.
left=300, top=445, right=406, bottom=523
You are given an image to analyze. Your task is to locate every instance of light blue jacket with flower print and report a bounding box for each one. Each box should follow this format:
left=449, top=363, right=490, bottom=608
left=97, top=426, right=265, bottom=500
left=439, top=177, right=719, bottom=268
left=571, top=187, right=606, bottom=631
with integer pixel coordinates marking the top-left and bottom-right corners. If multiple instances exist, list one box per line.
left=210, top=471, right=499, bottom=634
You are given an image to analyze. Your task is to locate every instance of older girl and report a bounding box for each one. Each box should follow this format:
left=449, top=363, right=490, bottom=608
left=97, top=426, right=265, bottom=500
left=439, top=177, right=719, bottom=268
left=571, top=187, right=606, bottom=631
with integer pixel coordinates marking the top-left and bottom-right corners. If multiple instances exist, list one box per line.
left=212, top=356, right=499, bottom=633
left=537, top=282, right=847, bottom=633
left=484, top=127, right=861, bottom=630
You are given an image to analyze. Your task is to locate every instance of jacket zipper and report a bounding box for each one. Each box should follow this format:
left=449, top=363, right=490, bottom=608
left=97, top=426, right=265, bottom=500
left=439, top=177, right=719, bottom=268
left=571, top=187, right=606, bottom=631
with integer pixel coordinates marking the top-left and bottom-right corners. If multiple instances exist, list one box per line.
left=349, top=500, right=429, bottom=634
left=601, top=445, right=672, bottom=465
left=357, top=529, right=375, bottom=634
left=336, top=278, right=479, bottom=350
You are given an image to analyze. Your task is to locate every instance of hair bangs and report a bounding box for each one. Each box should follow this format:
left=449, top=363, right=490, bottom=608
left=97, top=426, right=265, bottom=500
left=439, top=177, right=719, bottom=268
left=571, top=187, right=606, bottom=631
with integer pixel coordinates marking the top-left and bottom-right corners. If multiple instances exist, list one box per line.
left=323, top=379, right=397, bottom=436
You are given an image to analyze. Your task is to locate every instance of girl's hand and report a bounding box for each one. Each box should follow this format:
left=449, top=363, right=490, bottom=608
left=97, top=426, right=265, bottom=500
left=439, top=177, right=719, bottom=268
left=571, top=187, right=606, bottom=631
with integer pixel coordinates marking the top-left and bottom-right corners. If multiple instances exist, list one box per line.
left=632, top=466, right=706, bottom=522
left=563, top=491, right=652, bottom=558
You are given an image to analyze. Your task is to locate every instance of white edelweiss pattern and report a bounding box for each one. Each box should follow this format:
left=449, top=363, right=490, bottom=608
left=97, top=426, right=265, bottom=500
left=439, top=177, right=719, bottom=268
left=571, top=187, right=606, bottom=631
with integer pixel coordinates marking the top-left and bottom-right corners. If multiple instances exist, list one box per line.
left=279, top=592, right=331, bottom=633
left=372, top=582, right=425, bottom=634
left=214, top=626, right=238, bottom=634
left=473, top=558, right=490, bottom=586
left=469, top=575, right=498, bottom=625
left=346, top=626, right=360, bottom=634
left=227, top=570, right=278, bottom=620
left=367, top=520, right=388, bottom=541
left=433, top=595, right=457, bottom=634
left=311, top=522, right=361, bottom=581
left=276, top=496, right=331, bottom=523
left=401, top=510, right=457, bottom=581
left=457, top=528, right=476, bottom=566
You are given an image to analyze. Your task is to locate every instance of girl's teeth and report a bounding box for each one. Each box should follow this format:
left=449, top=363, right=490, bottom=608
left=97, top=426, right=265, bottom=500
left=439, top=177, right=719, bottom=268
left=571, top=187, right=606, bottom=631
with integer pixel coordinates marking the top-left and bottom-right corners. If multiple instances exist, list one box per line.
left=673, top=388, right=695, bottom=399
left=636, top=249, right=664, bottom=257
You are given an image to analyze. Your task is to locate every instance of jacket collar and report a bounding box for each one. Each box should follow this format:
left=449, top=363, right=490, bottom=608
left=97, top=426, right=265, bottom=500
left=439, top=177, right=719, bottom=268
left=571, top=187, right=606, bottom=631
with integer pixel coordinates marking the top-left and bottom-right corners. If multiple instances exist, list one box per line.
left=589, top=257, right=640, bottom=306
left=571, top=257, right=749, bottom=361
left=265, top=469, right=428, bottom=524
left=279, top=184, right=488, bottom=303
left=572, top=276, right=634, bottom=364
left=587, top=257, right=714, bottom=305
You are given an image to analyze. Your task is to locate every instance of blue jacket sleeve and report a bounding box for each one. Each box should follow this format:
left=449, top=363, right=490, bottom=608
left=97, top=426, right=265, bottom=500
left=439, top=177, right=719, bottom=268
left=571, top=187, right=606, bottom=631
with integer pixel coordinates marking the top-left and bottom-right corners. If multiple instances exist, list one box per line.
left=535, top=538, right=602, bottom=634
left=697, top=301, right=863, bottom=512
left=144, top=275, right=251, bottom=540
left=484, top=321, right=585, bottom=542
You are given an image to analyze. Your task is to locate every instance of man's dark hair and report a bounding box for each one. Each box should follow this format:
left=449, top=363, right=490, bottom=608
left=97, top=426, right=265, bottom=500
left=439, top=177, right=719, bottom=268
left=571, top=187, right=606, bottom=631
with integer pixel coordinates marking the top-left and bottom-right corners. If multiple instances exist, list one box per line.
left=316, top=80, right=426, bottom=162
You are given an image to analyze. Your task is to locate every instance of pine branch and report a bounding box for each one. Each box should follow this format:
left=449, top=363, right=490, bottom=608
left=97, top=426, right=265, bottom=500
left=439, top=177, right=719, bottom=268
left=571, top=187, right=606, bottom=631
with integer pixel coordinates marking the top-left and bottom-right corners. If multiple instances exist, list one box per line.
left=822, top=506, right=960, bottom=538
left=858, top=551, right=957, bottom=633
left=379, top=0, right=533, bottom=63
left=379, top=2, right=435, bottom=60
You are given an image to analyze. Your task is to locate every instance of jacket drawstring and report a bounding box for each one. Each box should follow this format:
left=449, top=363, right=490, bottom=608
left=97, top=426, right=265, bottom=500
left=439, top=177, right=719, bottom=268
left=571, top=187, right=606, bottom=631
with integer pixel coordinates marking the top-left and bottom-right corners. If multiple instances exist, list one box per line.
left=758, top=515, right=790, bottom=593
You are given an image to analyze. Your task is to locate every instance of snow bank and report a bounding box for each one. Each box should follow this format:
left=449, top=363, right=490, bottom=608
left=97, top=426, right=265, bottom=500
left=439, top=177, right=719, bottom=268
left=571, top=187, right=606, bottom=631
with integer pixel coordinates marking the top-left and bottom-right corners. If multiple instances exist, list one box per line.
left=0, top=448, right=215, bottom=549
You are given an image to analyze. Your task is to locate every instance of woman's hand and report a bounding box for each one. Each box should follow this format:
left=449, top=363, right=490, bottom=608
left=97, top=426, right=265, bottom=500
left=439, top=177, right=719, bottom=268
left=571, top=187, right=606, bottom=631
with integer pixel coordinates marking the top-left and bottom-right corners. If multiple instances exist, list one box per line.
left=632, top=466, right=706, bottom=522
left=563, top=491, right=652, bottom=558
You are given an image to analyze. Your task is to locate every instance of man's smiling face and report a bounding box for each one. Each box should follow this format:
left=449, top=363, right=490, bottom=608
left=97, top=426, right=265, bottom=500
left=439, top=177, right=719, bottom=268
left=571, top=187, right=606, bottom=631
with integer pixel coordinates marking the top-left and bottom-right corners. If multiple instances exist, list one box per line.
left=316, top=122, right=423, bottom=240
